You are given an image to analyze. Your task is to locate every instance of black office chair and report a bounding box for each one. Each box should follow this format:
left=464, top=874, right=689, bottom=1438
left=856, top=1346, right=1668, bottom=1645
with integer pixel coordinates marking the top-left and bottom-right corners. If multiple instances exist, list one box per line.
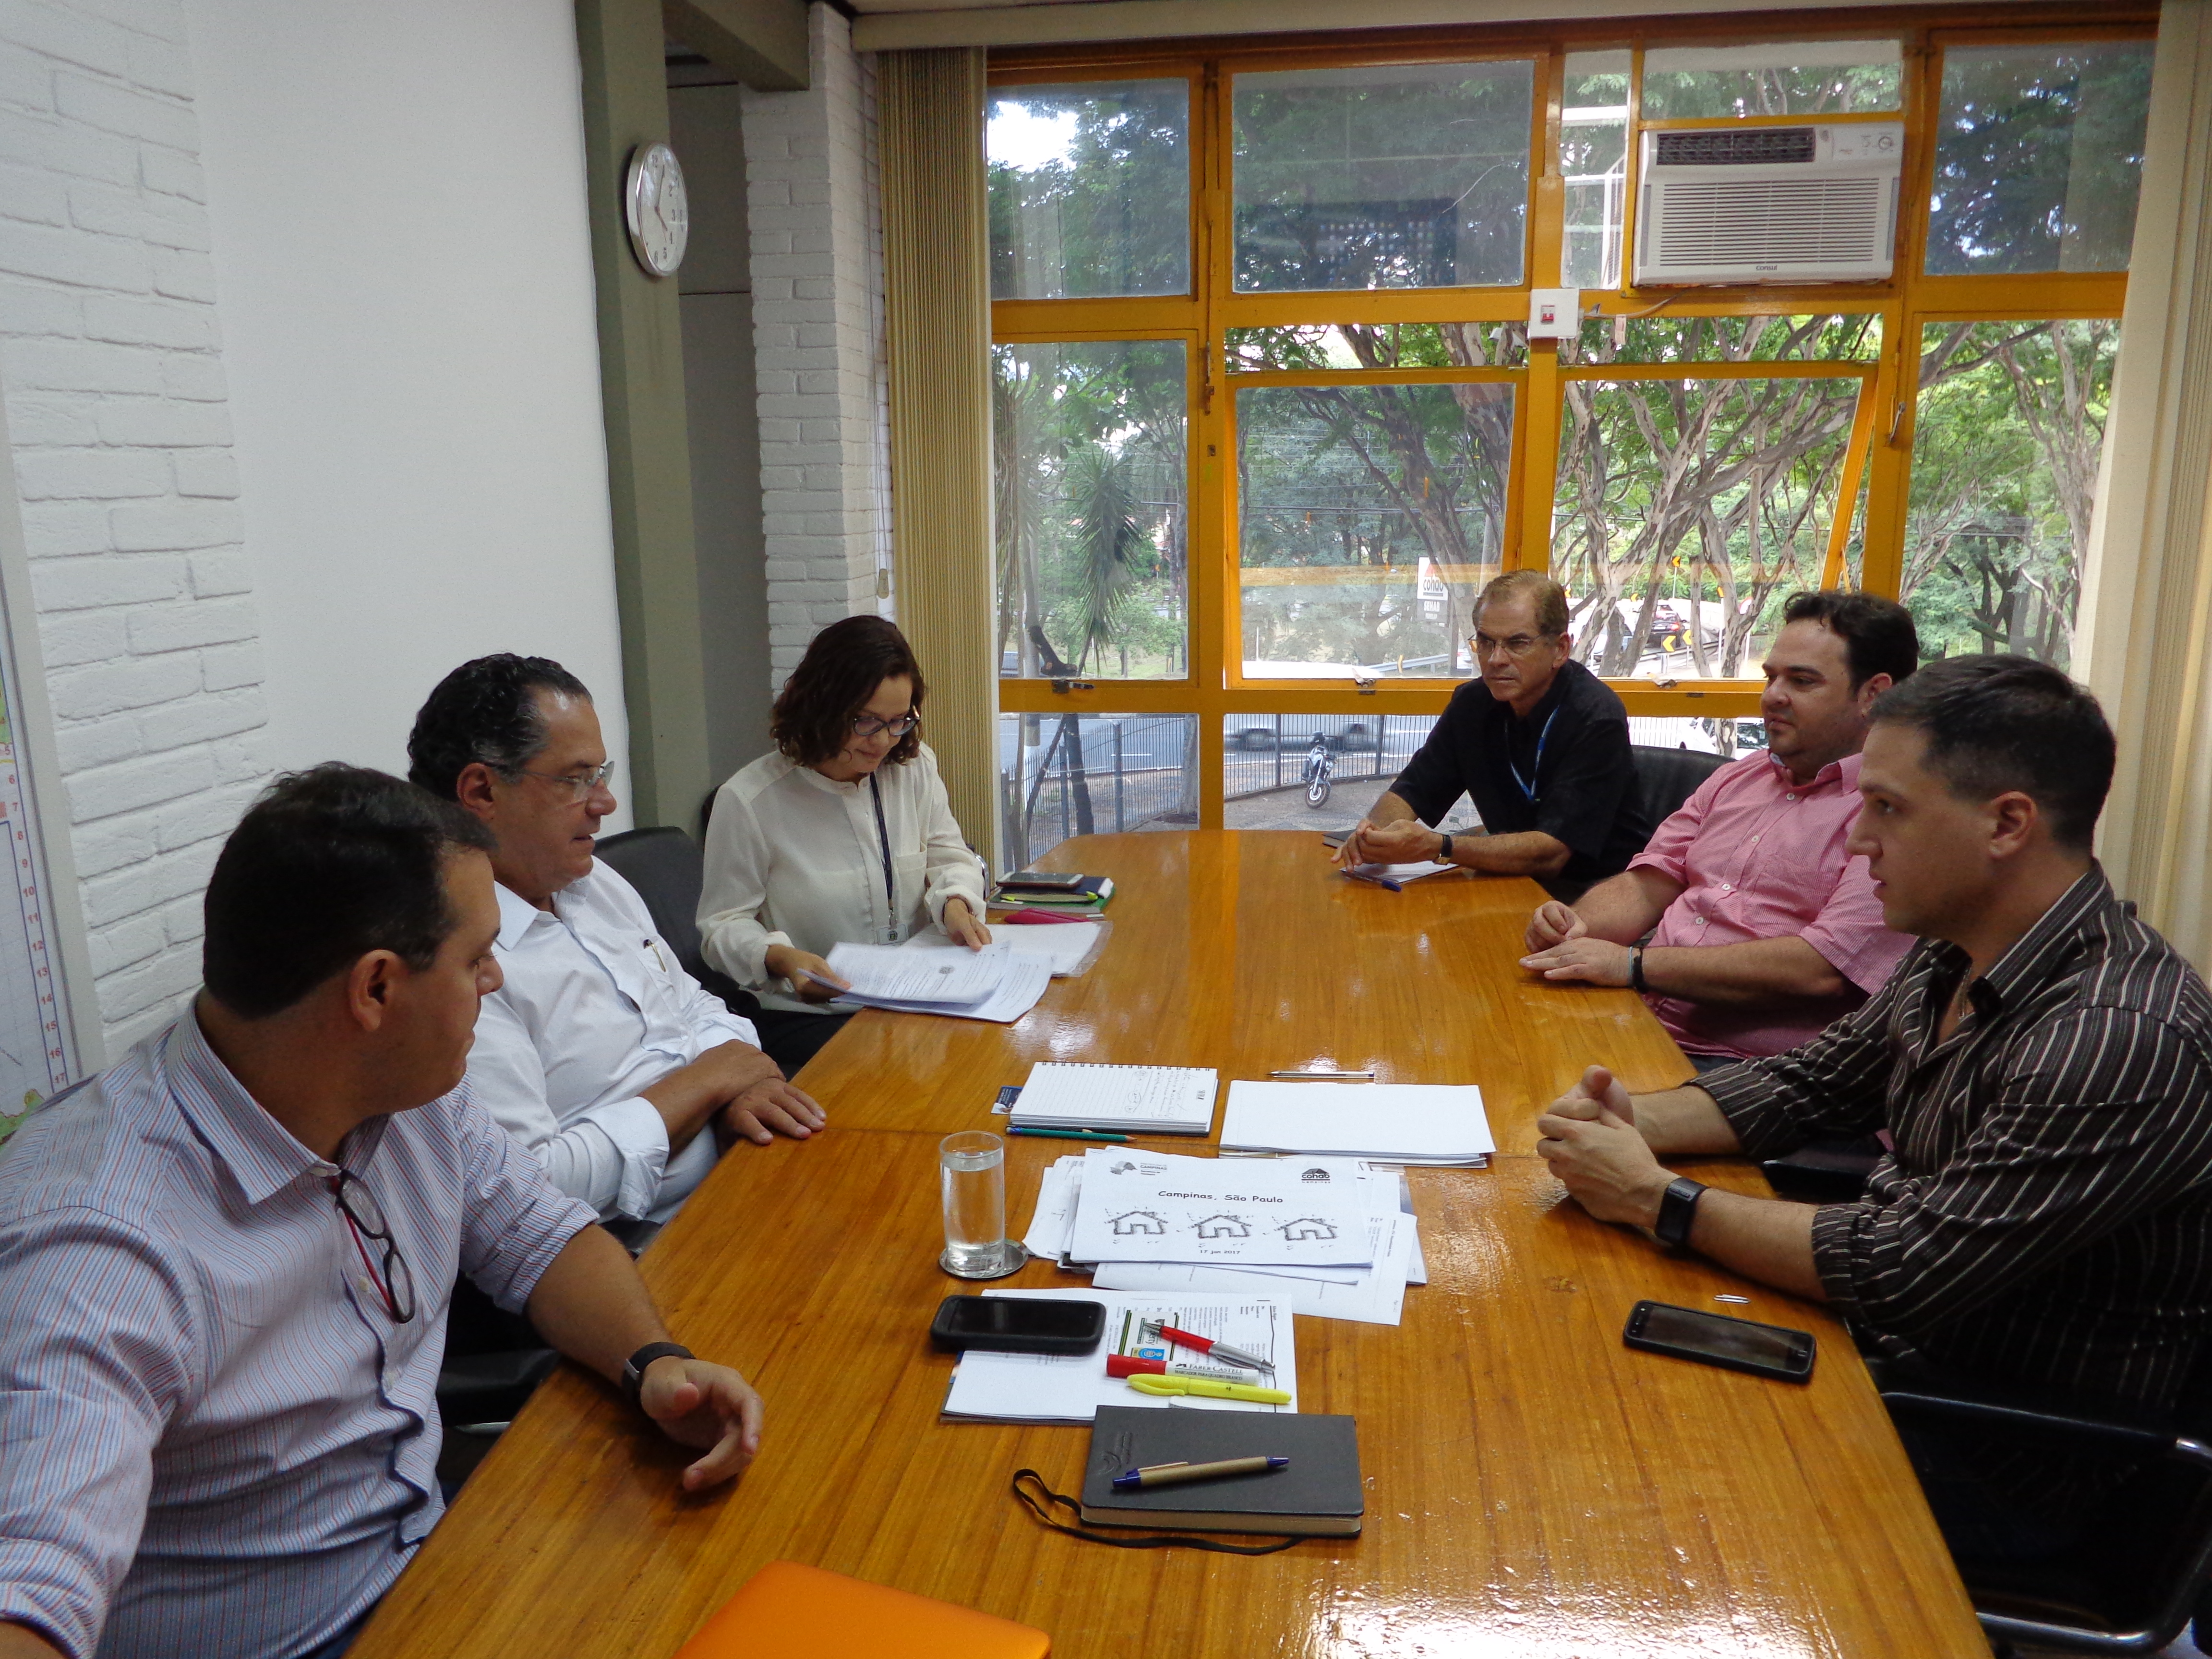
left=593, top=824, right=757, bottom=1020
left=435, top=1278, right=559, bottom=1486
left=1877, top=1368, right=2212, bottom=1654
left=1630, top=742, right=1732, bottom=824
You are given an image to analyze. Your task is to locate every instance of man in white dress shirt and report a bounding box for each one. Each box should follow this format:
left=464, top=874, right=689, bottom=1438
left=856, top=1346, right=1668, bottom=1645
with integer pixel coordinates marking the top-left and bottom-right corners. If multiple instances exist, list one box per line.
left=408, top=656, right=823, bottom=1237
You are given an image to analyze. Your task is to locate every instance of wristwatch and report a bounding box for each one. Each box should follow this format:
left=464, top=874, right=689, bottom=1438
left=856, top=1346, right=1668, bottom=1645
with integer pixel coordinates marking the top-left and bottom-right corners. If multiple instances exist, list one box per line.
left=621, top=1341, right=694, bottom=1411
left=1653, top=1177, right=1707, bottom=1249
left=1438, top=833, right=1455, bottom=863
left=1629, top=945, right=1648, bottom=993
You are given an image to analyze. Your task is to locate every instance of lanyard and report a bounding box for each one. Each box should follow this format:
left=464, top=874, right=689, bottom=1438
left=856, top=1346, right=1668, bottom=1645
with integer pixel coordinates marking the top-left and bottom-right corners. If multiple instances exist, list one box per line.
left=869, top=772, right=898, bottom=940
left=1508, top=706, right=1560, bottom=805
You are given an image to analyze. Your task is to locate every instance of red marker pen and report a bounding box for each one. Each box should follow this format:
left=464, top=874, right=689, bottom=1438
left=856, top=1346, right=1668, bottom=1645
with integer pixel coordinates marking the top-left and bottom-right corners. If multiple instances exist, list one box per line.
left=1106, top=1354, right=1257, bottom=1383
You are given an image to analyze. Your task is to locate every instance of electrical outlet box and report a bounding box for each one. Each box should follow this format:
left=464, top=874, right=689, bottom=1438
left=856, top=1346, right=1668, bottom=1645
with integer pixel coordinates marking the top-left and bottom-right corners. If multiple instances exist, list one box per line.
left=1528, top=288, right=1581, bottom=339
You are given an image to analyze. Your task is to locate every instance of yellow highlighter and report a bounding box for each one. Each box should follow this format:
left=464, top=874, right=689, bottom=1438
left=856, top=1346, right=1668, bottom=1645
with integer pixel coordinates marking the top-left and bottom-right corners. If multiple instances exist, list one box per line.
left=1128, top=1373, right=1292, bottom=1406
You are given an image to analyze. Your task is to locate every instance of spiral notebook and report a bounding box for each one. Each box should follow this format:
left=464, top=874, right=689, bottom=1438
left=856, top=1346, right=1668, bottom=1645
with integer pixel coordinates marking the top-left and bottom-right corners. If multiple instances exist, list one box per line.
left=1010, top=1062, right=1219, bottom=1136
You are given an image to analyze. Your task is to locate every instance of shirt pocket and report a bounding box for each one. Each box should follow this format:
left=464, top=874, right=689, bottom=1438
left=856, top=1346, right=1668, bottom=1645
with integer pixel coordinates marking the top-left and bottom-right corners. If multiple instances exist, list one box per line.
left=1739, top=851, right=1840, bottom=928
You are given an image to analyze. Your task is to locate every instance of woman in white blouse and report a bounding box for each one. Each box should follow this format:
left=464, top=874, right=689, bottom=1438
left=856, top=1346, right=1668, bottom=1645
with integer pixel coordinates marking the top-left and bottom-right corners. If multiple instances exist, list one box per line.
left=697, top=616, right=989, bottom=1074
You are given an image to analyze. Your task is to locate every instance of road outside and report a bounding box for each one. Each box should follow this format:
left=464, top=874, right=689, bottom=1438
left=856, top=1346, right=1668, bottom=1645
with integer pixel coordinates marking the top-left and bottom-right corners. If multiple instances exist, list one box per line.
left=1225, top=775, right=1483, bottom=837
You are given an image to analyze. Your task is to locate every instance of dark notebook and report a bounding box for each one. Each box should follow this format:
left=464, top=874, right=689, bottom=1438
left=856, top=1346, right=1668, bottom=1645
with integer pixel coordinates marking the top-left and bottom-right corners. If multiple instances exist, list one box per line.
left=1078, top=1406, right=1363, bottom=1537
left=990, top=875, right=1112, bottom=909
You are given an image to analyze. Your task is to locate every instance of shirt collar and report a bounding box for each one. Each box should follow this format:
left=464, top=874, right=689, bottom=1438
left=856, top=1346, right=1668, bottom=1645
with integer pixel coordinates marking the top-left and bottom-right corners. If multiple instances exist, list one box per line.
left=1765, top=750, right=1859, bottom=792
left=1969, top=864, right=2115, bottom=1015
left=165, top=1008, right=342, bottom=1206
left=494, top=878, right=562, bottom=950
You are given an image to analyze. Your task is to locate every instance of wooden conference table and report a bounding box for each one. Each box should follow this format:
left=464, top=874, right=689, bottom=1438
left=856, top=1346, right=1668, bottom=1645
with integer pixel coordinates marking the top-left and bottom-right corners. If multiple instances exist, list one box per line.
left=352, top=831, right=1984, bottom=1659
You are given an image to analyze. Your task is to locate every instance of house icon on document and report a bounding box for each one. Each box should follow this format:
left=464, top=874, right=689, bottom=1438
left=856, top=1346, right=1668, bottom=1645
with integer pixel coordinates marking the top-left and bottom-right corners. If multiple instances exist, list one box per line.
left=1192, top=1214, right=1251, bottom=1239
left=1109, top=1211, right=1167, bottom=1236
left=1279, top=1216, right=1339, bottom=1242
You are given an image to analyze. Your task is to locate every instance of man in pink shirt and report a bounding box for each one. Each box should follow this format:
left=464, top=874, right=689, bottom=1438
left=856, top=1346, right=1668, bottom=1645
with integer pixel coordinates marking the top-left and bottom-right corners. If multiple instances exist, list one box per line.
left=1519, top=592, right=1919, bottom=1068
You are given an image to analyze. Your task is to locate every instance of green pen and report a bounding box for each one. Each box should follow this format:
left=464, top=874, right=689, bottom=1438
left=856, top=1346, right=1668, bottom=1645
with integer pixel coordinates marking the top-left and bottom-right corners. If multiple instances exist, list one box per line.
left=1006, top=1126, right=1130, bottom=1143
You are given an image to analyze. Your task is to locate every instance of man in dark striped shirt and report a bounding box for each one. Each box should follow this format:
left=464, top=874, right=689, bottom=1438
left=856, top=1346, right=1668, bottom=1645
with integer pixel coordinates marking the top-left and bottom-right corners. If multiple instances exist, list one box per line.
left=1537, top=656, right=2212, bottom=1425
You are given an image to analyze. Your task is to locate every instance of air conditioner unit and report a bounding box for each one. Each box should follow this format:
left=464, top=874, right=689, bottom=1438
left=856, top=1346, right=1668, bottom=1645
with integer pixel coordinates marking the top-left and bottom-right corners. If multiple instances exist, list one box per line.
left=1632, top=122, right=1902, bottom=286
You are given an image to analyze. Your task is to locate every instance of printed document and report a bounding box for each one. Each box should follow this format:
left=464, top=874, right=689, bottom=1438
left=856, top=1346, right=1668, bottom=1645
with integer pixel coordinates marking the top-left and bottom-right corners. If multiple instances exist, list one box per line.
left=826, top=939, right=1013, bottom=1005
left=1067, top=1155, right=1375, bottom=1266
left=1098, top=1212, right=1417, bottom=1327
left=900, top=919, right=1107, bottom=978
left=1220, top=1081, right=1494, bottom=1162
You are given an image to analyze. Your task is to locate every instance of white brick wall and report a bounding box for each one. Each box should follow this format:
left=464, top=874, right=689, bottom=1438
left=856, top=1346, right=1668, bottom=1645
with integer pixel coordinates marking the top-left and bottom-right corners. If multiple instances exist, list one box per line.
left=0, top=0, right=269, bottom=1054
left=742, top=0, right=893, bottom=686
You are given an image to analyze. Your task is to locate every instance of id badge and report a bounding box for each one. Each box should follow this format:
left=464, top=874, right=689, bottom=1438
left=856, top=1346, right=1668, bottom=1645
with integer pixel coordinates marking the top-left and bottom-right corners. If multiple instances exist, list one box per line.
left=881, top=919, right=909, bottom=945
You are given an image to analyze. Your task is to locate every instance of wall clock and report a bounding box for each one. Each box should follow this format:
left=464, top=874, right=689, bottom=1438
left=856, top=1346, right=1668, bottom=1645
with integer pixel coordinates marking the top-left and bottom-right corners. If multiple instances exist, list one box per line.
left=624, top=141, right=688, bottom=278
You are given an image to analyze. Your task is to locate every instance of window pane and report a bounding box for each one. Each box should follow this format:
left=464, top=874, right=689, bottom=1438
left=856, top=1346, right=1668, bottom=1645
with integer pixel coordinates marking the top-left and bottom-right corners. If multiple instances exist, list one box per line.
left=988, top=81, right=1190, bottom=299
left=1237, top=381, right=1516, bottom=678
left=1560, top=312, right=1881, bottom=365
left=1903, top=320, right=2119, bottom=670
left=1553, top=374, right=1866, bottom=678
left=1221, top=714, right=1468, bottom=835
left=1641, top=39, right=1902, bottom=119
left=1227, top=321, right=1528, bottom=372
left=995, top=341, right=1188, bottom=681
left=1562, top=51, right=1630, bottom=290
left=1925, top=44, right=2154, bottom=277
left=1233, top=60, right=1534, bottom=292
left=999, top=713, right=1197, bottom=867
left=1629, top=715, right=1768, bottom=761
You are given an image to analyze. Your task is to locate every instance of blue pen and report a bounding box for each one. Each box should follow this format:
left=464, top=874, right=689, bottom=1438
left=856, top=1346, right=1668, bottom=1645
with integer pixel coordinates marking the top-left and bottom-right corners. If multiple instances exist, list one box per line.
left=1345, top=869, right=1402, bottom=892
left=1112, top=1455, right=1291, bottom=1491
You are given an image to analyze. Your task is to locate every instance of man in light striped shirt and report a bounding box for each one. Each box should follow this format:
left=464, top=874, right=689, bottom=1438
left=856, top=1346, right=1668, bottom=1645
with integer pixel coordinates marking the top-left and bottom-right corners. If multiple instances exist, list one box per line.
left=1535, top=658, right=2212, bottom=1526
left=0, top=767, right=767, bottom=1659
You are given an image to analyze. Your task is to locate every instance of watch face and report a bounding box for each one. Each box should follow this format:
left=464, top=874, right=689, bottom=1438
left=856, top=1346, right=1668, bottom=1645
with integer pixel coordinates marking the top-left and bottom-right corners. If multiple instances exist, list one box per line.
left=624, top=141, right=689, bottom=277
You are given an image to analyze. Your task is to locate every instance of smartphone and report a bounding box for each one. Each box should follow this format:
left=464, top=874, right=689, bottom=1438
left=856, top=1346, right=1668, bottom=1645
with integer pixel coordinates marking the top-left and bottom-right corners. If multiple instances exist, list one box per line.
left=1321, top=831, right=1350, bottom=849
left=1623, top=1299, right=1815, bottom=1383
left=998, top=870, right=1088, bottom=892
left=929, top=1296, right=1106, bottom=1355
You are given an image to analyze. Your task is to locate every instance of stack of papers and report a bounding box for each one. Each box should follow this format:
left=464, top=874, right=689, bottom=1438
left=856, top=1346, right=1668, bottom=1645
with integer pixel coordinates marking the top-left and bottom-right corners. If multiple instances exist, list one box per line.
left=1009, top=1062, right=1218, bottom=1136
left=823, top=940, right=1051, bottom=1024
left=942, top=1290, right=1295, bottom=1423
left=897, top=918, right=1108, bottom=978
left=1220, top=1082, right=1493, bottom=1166
left=1348, top=859, right=1456, bottom=883
left=1022, top=1147, right=1426, bottom=1326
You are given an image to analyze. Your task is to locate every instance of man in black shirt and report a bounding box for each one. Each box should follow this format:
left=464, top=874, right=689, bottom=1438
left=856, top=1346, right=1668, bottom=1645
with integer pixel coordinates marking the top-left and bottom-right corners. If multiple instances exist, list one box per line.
left=1333, top=571, right=1652, bottom=902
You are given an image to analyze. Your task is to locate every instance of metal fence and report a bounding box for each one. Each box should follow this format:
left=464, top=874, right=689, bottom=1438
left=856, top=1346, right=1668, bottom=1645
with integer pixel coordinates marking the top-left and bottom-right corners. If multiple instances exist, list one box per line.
left=1003, top=715, right=1197, bottom=870
left=1221, top=714, right=1433, bottom=800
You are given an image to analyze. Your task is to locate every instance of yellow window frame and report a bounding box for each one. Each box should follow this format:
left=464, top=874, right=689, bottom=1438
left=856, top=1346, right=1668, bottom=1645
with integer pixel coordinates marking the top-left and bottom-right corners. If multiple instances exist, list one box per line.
left=989, top=10, right=2152, bottom=830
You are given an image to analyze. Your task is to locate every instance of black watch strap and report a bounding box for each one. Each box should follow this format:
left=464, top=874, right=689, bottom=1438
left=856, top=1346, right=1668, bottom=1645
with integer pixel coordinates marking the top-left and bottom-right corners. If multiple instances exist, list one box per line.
left=1438, top=833, right=1454, bottom=863
left=1653, top=1178, right=1707, bottom=1249
left=621, top=1341, right=693, bottom=1411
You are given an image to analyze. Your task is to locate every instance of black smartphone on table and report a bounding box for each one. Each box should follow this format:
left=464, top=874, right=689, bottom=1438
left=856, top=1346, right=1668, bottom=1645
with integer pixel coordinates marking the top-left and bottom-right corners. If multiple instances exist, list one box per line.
left=929, top=1296, right=1106, bottom=1355
left=1623, top=1299, right=1815, bottom=1383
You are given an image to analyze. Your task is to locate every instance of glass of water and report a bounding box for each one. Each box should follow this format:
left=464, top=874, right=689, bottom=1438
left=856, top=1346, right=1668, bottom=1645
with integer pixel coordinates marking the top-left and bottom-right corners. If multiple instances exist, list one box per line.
left=939, top=1130, right=1024, bottom=1279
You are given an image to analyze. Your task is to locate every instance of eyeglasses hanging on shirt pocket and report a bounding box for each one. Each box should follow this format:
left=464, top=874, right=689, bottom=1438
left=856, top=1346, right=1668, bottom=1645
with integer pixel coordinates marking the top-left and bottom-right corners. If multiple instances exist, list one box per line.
left=329, top=1168, right=417, bottom=1323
